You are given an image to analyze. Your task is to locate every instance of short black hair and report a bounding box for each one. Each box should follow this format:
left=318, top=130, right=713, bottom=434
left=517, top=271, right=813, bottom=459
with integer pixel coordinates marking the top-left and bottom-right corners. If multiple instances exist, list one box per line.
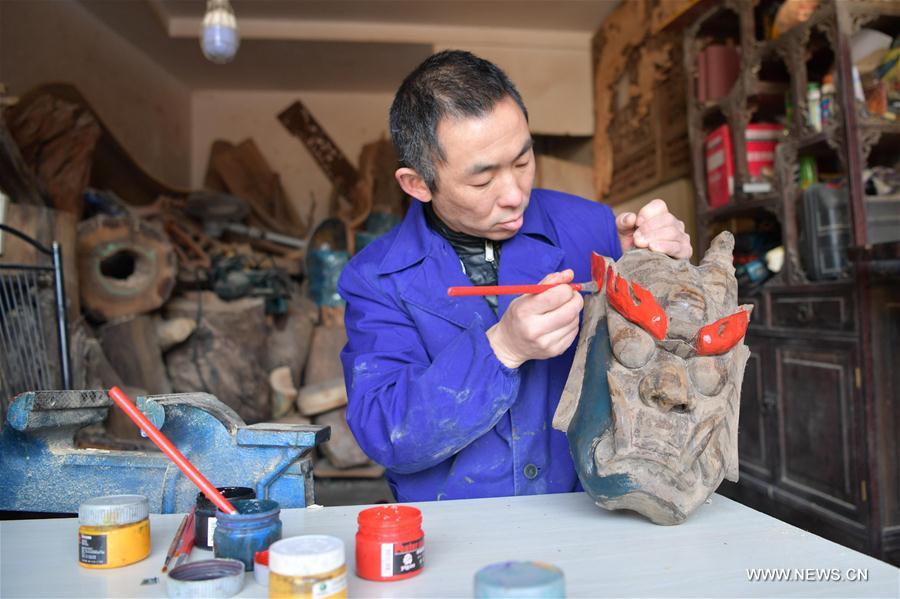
left=389, top=50, right=529, bottom=191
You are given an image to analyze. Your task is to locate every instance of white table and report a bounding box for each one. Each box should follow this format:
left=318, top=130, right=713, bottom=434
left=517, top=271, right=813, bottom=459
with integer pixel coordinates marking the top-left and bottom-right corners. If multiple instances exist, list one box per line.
left=1, top=492, right=898, bottom=598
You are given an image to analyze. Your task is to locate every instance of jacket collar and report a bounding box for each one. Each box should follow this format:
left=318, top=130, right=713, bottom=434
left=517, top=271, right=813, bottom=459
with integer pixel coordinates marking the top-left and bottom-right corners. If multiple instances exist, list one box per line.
left=378, top=191, right=566, bottom=328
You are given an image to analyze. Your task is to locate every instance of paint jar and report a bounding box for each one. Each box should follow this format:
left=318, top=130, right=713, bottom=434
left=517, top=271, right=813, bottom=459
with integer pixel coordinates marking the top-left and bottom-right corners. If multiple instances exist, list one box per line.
left=254, top=550, right=270, bottom=587
left=474, top=561, right=566, bottom=598
left=195, top=487, right=256, bottom=550
left=78, top=494, right=151, bottom=569
left=268, top=535, right=347, bottom=599
left=355, top=505, right=424, bottom=581
left=213, top=498, right=282, bottom=571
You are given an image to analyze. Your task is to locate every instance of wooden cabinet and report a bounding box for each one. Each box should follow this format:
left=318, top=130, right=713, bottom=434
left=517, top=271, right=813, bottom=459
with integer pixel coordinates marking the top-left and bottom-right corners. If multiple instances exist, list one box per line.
left=685, top=0, right=900, bottom=563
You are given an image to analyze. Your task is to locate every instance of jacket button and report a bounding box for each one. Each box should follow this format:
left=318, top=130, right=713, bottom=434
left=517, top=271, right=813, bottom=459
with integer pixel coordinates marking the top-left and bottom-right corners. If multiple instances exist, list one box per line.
left=524, top=464, right=539, bottom=480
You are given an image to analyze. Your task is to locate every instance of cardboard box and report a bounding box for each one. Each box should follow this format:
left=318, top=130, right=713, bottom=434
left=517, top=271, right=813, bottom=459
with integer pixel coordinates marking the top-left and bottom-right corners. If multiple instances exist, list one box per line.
left=705, top=123, right=783, bottom=207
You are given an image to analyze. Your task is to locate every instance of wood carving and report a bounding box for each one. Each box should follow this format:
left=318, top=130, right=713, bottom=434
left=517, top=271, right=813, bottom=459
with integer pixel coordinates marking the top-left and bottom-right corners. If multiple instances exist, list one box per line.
left=278, top=101, right=371, bottom=228
left=554, top=232, right=752, bottom=525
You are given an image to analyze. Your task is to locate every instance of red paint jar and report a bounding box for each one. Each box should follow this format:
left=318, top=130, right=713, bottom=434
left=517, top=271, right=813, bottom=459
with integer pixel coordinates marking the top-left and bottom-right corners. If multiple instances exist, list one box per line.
left=355, top=505, right=424, bottom=581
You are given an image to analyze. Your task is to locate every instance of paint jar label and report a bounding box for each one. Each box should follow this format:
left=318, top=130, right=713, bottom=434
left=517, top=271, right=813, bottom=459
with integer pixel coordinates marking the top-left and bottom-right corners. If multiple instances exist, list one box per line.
left=311, top=572, right=347, bottom=599
left=207, top=517, right=217, bottom=548
left=79, top=533, right=107, bottom=565
left=380, top=537, right=424, bottom=578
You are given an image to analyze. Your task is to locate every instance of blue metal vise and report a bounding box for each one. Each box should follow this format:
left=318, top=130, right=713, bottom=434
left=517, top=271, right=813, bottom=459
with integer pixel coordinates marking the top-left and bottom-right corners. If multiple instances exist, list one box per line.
left=0, top=390, right=329, bottom=513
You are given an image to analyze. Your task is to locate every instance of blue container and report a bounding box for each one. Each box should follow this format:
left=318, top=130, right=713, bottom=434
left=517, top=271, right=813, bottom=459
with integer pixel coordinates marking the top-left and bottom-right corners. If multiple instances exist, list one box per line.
left=213, top=499, right=282, bottom=571
left=474, top=561, right=566, bottom=598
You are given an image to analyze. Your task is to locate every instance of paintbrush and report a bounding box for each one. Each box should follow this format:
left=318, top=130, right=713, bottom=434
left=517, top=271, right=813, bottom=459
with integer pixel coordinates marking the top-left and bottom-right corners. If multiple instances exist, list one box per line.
left=171, top=509, right=196, bottom=570
left=447, top=281, right=599, bottom=297
left=162, top=513, right=190, bottom=573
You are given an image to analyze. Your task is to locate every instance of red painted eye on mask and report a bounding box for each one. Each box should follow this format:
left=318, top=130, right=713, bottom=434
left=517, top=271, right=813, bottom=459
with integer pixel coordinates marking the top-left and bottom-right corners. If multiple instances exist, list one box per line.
left=605, top=266, right=668, bottom=340
left=696, top=310, right=750, bottom=355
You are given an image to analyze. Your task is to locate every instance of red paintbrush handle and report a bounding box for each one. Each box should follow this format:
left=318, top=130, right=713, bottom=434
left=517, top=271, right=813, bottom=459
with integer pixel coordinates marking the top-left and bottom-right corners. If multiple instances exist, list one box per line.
left=448, top=283, right=584, bottom=297
left=176, top=510, right=196, bottom=555
left=108, top=387, right=238, bottom=515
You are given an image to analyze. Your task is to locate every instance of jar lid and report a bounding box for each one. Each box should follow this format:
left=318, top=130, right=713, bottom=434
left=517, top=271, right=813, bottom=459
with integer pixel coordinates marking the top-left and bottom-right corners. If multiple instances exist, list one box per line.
left=166, top=558, right=245, bottom=598
left=357, top=505, right=422, bottom=529
left=269, top=535, right=345, bottom=576
left=474, top=561, right=565, bottom=598
left=78, top=495, right=149, bottom=526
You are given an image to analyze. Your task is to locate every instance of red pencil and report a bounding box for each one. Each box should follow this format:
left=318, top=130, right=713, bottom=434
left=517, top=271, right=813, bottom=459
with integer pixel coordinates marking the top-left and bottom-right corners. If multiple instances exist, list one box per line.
left=448, top=281, right=598, bottom=297
left=107, top=387, right=238, bottom=515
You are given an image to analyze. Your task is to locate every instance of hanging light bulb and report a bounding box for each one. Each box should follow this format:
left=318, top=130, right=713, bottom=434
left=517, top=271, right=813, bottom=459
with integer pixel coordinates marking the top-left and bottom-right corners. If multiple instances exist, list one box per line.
left=201, top=0, right=240, bottom=64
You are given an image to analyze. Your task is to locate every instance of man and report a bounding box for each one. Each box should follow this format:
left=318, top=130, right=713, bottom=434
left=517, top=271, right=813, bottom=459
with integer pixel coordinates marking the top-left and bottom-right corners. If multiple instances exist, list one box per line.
left=338, top=50, right=691, bottom=503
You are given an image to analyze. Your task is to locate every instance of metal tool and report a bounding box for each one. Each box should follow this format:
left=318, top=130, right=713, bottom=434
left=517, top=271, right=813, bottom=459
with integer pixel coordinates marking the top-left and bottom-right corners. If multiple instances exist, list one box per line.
left=0, top=390, right=329, bottom=514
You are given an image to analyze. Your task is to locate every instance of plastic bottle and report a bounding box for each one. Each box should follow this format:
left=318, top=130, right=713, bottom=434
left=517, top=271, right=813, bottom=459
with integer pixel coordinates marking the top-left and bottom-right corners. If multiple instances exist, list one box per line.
left=807, top=83, right=822, bottom=132
left=820, top=74, right=835, bottom=127
left=268, top=536, right=347, bottom=599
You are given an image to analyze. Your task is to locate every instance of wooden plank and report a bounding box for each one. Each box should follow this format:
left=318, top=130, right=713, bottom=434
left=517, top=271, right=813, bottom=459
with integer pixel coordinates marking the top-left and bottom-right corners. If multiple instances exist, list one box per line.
left=313, top=407, right=370, bottom=469
left=302, top=323, right=347, bottom=386
left=297, top=377, right=347, bottom=417
left=207, top=139, right=307, bottom=237
left=269, top=366, right=298, bottom=419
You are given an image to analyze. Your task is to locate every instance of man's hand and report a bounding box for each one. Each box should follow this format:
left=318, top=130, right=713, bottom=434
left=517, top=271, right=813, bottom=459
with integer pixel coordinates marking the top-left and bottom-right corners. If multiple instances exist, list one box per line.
left=616, top=198, right=692, bottom=259
left=486, top=269, right=583, bottom=369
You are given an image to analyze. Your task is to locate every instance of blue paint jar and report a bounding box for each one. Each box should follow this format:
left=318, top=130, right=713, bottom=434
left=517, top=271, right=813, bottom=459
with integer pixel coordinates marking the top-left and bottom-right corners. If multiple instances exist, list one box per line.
left=213, top=499, right=282, bottom=571
left=195, top=487, right=256, bottom=551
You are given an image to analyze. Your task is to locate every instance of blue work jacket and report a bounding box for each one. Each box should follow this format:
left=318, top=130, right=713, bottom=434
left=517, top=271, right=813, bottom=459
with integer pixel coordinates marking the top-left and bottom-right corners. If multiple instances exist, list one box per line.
left=338, top=189, right=621, bottom=502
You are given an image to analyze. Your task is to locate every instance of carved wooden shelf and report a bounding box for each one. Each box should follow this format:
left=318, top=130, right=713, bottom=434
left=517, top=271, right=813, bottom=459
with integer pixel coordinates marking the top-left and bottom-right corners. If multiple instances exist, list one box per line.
left=684, top=0, right=900, bottom=568
left=699, top=193, right=779, bottom=221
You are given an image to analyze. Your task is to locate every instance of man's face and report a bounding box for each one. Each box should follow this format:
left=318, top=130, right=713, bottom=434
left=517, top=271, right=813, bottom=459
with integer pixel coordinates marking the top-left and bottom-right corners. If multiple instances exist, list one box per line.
left=428, top=96, right=535, bottom=240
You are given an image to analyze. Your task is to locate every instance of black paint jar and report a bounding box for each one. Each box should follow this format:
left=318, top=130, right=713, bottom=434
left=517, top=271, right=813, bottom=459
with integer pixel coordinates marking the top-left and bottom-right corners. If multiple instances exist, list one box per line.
left=194, top=486, right=256, bottom=550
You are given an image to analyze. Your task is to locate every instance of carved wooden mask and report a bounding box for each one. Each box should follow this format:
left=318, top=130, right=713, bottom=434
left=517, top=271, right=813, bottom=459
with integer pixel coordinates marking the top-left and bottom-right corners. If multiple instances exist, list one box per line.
left=553, top=231, right=751, bottom=525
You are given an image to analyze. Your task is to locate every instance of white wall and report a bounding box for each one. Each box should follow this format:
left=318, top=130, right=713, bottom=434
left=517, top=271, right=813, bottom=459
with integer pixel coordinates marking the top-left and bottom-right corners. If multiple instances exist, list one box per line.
left=0, top=0, right=192, bottom=187
left=191, top=90, right=395, bottom=227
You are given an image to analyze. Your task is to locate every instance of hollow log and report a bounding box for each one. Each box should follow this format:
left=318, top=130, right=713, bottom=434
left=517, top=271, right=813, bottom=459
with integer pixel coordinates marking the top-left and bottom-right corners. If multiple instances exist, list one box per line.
left=77, top=214, right=176, bottom=321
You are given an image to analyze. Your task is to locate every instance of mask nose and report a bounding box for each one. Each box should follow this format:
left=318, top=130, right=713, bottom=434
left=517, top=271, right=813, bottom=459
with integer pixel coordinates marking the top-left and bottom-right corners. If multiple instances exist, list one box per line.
left=639, top=362, right=694, bottom=413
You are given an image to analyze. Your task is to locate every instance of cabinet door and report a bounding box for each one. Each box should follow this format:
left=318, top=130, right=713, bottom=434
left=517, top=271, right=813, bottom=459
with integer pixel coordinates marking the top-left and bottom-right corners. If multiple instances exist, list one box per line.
left=775, top=340, right=865, bottom=523
left=737, top=337, right=774, bottom=481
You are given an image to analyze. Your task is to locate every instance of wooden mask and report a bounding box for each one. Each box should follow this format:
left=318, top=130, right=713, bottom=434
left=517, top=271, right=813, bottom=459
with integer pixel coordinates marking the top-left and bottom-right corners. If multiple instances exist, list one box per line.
left=553, top=231, right=752, bottom=524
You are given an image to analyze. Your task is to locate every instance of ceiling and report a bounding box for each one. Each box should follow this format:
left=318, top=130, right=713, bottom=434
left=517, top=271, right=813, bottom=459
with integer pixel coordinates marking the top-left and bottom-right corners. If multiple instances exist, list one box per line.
left=78, top=0, right=619, bottom=92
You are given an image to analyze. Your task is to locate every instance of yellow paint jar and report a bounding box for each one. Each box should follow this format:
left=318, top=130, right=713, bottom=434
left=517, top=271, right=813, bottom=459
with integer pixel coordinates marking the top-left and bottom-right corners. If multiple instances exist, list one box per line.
left=268, top=536, right=347, bottom=599
left=78, top=494, right=151, bottom=569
